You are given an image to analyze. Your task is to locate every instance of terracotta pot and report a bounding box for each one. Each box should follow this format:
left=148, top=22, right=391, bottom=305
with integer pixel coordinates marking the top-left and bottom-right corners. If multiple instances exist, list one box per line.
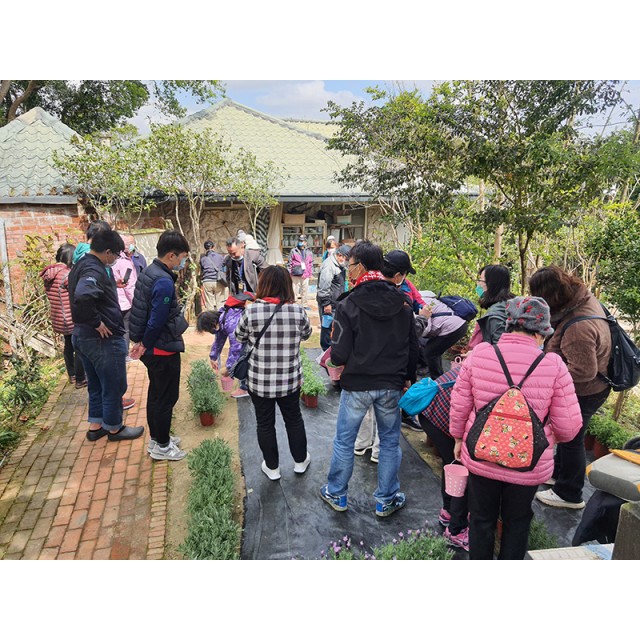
left=592, top=438, right=610, bottom=460
left=302, top=393, right=318, bottom=408
left=584, top=433, right=596, bottom=451
left=199, top=412, right=215, bottom=427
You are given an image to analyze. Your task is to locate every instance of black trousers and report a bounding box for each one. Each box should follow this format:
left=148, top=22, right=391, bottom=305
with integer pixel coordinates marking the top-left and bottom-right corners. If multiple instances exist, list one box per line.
left=553, top=387, right=611, bottom=503
left=419, top=415, right=468, bottom=535
left=63, top=334, right=85, bottom=382
left=140, top=352, right=181, bottom=446
left=421, top=323, right=468, bottom=379
left=468, top=473, right=538, bottom=560
left=249, top=389, right=307, bottom=469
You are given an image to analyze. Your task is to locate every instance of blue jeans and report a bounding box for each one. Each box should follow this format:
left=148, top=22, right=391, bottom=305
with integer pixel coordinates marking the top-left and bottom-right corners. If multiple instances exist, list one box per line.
left=327, top=389, right=402, bottom=504
left=73, top=335, right=127, bottom=431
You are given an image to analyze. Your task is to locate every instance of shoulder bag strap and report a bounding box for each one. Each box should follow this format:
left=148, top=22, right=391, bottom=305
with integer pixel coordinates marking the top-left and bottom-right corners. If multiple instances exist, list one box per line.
left=253, top=302, right=284, bottom=349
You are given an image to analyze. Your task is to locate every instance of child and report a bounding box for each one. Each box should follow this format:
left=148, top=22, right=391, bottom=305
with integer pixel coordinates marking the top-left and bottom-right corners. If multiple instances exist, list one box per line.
left=418, top=366, right=468, bottom=551
left=196, top=291, right=254, bottom=399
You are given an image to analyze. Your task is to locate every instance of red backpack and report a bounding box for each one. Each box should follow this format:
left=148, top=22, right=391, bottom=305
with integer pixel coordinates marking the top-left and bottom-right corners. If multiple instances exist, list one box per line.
left=466, top=345, right=549, bottom=471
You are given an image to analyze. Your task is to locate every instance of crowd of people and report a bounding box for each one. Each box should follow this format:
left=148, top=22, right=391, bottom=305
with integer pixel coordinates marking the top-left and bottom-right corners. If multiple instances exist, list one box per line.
left=40, top=223, right=614, bottom=559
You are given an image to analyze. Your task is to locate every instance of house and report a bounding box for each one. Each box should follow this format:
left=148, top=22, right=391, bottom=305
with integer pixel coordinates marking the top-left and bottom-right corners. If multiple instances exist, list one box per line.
left=0, top=100, right=405, bottom=305
left=171, top=99, right=407, bottom=269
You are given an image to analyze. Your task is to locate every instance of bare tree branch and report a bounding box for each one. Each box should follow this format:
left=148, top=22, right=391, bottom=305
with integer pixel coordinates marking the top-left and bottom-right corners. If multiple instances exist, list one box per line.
left=7, top=81, right=43, bottom=121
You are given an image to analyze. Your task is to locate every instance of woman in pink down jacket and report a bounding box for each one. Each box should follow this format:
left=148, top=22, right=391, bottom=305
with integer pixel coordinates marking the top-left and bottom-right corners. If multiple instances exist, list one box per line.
left=449, top=296, right=582, bottom=560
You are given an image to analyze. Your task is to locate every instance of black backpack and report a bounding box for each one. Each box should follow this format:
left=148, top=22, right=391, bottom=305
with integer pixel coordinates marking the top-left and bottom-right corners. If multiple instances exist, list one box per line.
left=558, top=304, right=640, bottom=392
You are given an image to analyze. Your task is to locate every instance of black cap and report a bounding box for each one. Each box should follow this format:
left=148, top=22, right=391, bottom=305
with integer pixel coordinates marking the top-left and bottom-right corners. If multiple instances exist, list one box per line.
left=204, top=240, right=214, bottom=250
left=384, top=250, right=416, bottom=275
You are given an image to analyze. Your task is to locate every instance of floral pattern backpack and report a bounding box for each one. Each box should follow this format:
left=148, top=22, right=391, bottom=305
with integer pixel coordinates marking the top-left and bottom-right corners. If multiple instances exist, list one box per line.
left=465, top=345, right=549, bottom=471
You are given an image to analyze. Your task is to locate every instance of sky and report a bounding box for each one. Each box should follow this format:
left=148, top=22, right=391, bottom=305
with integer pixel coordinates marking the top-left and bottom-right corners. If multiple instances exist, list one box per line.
left=128, top=79, right=640, bottom=136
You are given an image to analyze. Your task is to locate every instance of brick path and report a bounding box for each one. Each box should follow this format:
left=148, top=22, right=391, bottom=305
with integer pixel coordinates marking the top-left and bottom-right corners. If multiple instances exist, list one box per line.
left=0, top=360, right=168, bottom=560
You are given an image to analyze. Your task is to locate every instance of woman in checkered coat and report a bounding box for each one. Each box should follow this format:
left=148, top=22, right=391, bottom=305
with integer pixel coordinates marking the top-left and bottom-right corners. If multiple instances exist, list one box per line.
left=235, top=266, right=313, bottom=481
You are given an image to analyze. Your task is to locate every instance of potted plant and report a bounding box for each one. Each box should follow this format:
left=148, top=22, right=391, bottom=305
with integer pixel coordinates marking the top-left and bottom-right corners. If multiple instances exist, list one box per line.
left=301, top=374, right=327, bottom=408
left=300, top=348, right=327, bottom=408
left=187, top=360, right=226, bottom=426
left=588, top=413, right=619, bottom=460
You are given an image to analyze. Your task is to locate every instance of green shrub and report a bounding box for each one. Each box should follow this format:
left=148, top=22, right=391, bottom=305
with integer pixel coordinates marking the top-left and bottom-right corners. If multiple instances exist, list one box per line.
left=588, top=413, right=635, bottom=449
left=322, top=529, right=454, bottom=560
left=179, top=438, right=241, bottom=560
left=187, top=360, right=226, bottom=416
left=527, top=518, right=559, bottom=551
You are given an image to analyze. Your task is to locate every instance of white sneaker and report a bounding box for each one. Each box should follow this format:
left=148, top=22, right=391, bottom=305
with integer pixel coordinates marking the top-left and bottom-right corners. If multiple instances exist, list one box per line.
left=371, top=453, right=379, bottom=464
left=293, top=453, right=311, bottom=474
left=147, top=436, right=181, bottom=454
left=354, top=445, right=373, bottom=456
left=150, top=441, right=187, bottom=461
left=261, top=460, right=281, bottom=480
left=535, top=488, right=585, bottom=509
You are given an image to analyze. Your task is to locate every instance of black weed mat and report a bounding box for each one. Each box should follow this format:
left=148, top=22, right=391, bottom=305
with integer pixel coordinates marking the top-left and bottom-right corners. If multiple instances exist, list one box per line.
left=238, top=376, right=446, bottom=559
left=237, top=351, right=597, bottom=559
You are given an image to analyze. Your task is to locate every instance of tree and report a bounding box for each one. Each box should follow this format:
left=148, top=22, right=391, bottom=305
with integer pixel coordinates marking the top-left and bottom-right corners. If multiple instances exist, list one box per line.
left=0, top=80, right=223, bottom=134
left=231, top=148, right=282, bottom=237
left=437, top=80, right=623, bottom=291
left=53, top=128, right=154, bottom=227
left=326, top=87, right=466, bottom=243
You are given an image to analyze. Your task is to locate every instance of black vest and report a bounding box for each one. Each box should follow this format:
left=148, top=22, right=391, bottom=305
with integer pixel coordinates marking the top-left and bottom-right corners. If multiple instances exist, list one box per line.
left=129, top=259, right=187, bottom=352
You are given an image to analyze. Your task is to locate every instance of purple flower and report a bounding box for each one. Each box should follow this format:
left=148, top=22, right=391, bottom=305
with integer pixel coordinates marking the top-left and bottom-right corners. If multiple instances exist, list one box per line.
left=398, top=532, right=404, bottom=538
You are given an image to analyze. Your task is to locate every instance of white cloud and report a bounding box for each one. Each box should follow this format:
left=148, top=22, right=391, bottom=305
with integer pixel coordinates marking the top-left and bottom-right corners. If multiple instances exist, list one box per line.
left=253, top=81, right=363, bottom=120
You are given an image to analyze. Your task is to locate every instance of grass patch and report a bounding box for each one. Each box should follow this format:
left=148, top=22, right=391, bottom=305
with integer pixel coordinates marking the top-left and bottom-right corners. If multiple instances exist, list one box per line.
left=322, top=528, right=454, bottom=560
left=0, top=354, right=62, bottom=461
left=178, top=438, right=241, bottom=560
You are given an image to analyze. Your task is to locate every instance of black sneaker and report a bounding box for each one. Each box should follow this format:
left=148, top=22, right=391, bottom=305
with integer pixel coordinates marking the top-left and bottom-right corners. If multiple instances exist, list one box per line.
left=402, top=415, right=423, bottom=432
left=107, top=426, right=144, bottom=441
left=86, top=427, right=108, bottom=442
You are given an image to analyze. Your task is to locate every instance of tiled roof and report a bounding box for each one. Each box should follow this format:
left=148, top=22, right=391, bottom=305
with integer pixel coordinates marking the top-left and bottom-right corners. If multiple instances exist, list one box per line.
left=284, top=119, right=341, bottom=139
left=0, top=107, right=79, bottom=198
left=180, top=99, right=366, bottom=198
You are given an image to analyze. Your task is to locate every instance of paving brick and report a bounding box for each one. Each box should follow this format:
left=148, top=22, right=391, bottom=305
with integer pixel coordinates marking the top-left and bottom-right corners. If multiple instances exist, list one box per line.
left=39, top=547, right=61, bottom=559
left=60, top=528, right=82, bottom=554
left=43, top=525, right=67, bottom=548
left=17, top=508, right=42, bottom=531
left=92, top=548, right=111, bottom=559
left=47, top=482, right=67, bottom=501
left=15, top=483, right=36, bottom=504
left=29, top=492, right=49, bottom=511
left=80, top=518, right=101, bottom=542
left=4, top=501, right=28, bottom=524
left=7, top=530, right=30, bottom=555
left=75, top=539, right=97, bottom=559
left=75, top=491, right=93, bottom=511
left=92, top=482, right=110, bottom=502
left=57, top=552, right=76, bottom=560
left=39, top=494, right=60, bottom=518
left=69, top=509, right=88, bottom=530
left=30, top=516, right=54, bottom=541
left=52, top=504, right=74, bottom=527
left=34, top=475, right=54, bottom=494
left=110, top=540, right=131, bottom=560
left=22, top=538, right=45, bottom=559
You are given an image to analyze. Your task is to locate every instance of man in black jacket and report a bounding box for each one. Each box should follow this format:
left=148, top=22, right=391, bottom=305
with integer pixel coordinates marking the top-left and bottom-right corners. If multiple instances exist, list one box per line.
left=129, top=231, right=191, bottom=461
left=67, top=230, right=144, bottom=443
left=200, top=239, right=227, bottom=310
left=320, top=241, right=418, bottom=518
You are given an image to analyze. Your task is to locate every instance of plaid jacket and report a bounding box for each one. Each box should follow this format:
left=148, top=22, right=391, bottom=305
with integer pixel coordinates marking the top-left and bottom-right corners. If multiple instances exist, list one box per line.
left=235, top=300, right=312, bottom=397
left=421, top=366, right=460, bottom=436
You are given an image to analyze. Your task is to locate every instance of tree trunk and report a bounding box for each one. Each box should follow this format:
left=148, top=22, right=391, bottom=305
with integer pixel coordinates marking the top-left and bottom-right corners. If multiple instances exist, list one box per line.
left=0, top=80, right=12, bottom=107
left=493, top=224, right=504, bottom=262
left=7, top=81, right=42, bottom=121
left=612, top=390, right=626, bottom=421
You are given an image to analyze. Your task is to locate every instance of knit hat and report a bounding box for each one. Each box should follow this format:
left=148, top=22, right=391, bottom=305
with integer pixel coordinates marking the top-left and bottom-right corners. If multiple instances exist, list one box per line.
left=505, top=296, right=554, bottom=337
left=335, top=244, right=351, bottom=258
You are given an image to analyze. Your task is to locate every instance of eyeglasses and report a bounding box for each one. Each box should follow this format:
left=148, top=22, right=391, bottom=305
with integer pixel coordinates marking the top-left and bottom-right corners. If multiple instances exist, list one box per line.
left=348, top=261, right=360, bottom=271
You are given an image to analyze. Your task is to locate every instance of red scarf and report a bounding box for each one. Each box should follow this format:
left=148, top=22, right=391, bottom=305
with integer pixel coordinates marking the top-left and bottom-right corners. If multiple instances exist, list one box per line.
left=354, top=270, right=386, bottom=288
left=261, top=297, right=282, bottom=304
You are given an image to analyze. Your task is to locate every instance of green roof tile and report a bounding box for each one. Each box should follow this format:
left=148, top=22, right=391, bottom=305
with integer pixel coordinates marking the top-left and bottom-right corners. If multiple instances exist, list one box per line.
left=0, top=107, right=78, bottom=197
left=180, top=99, right=365, bottom=197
